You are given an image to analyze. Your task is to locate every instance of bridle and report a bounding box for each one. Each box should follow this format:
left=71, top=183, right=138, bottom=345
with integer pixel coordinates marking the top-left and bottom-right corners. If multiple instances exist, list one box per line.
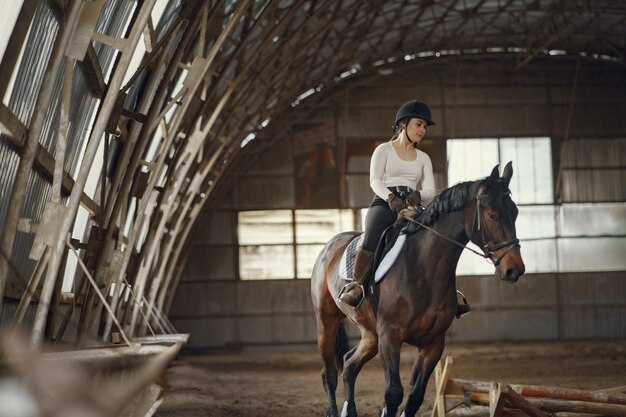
left=473, top=191, right=520, bottom=266
left=402, top=188, right=520, bottom=266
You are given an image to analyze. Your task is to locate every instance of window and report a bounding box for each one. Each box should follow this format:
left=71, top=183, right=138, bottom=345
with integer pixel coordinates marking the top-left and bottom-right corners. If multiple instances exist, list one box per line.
left=447, top=137, right=626, bottom=274
left=238, top=210, right=293, bottom=280
left=447, top=137, right=553, bottom=204
left=238, top=209, right=357, bottom=280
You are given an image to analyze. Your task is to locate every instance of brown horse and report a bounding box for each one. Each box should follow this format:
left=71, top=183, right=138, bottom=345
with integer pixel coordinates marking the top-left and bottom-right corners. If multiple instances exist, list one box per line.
left=311, top=162, right=525, bottom=417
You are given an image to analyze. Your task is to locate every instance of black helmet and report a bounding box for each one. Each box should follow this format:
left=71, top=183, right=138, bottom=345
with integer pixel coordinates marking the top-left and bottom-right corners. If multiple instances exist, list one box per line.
left=394, top=100, right=436, bottom=129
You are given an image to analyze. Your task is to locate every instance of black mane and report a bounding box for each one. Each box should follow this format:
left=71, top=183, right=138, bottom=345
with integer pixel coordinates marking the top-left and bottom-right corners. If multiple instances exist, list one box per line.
left=403, top=174, right=512, bottom=234
left=414, top=180, right=475, bottom=227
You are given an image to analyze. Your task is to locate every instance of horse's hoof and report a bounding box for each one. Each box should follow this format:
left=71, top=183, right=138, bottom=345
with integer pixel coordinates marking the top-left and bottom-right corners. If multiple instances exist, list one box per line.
left=326, top=409, right=339, bottom=417
left=341, top=401, right=357, bottom=417
left=381, top=406, right=399, bottom=417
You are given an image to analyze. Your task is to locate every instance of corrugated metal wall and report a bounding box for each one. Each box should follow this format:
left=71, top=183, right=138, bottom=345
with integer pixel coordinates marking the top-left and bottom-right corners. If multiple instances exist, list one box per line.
left=170, top=58, right=626, bottom=351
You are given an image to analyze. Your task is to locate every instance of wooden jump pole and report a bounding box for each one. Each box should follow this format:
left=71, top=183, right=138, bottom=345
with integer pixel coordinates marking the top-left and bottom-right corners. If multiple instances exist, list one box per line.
left=454, top=379, right=626, bottom=405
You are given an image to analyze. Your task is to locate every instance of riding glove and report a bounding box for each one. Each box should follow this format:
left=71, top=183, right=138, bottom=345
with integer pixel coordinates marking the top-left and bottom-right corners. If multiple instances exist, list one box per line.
left=387, top=194, right=407, bottom=213
left=407, top=190, right=421, bottom=207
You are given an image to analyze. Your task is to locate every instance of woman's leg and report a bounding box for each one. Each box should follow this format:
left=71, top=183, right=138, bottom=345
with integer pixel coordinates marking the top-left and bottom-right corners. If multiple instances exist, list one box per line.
left=338, top=203, right=396, bottom=308
left=361, top=204, right=396, bottom=252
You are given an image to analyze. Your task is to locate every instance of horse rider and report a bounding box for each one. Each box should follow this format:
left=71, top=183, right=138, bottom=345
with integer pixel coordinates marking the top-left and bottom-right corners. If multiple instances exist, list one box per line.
left=338, top=99, right=437, bottom=309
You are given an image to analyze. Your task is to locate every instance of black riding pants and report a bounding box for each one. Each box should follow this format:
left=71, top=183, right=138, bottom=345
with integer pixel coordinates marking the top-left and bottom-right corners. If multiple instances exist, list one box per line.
left=361, top=197, right=397, bottom=252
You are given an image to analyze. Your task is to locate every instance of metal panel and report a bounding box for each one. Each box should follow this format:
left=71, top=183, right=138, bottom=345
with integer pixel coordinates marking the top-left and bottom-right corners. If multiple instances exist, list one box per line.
left=194, top=210, right=237, bottom=245
left=561, top=139, right=626, bottom=202
left=7, top=3, right=58, bottom=125
left=183, top=245, right=237, bottom=281
left=169, top=282, right=236, bottom=318
left=234, top=176, right=295, bottom=209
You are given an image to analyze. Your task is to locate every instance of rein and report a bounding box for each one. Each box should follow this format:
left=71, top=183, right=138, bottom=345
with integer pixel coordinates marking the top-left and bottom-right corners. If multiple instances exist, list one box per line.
left=402, top=214, right=489, bottom=260
left=402, top=191, right=520, bottom=266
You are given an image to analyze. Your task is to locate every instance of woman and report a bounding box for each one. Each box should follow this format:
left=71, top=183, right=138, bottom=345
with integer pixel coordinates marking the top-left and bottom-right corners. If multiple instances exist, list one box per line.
left=338, top=99, right=436, bottom=309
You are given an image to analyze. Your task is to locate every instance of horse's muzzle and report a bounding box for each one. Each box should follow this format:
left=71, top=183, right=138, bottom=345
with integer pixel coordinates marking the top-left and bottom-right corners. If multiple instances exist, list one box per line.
left=497, top=251, right=525, bottom=283
left=502, top=266, right=524, bottom=283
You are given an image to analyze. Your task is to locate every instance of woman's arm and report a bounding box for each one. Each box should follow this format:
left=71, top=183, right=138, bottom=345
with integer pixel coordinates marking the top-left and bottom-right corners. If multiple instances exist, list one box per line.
left=369, top=144, right=391, bottom=200
left=419, top=154, right=436, bottom=204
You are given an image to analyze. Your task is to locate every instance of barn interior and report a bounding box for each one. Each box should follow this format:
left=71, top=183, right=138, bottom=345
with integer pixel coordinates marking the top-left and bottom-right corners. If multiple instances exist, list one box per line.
left=0, top=1, right=624, bottom=416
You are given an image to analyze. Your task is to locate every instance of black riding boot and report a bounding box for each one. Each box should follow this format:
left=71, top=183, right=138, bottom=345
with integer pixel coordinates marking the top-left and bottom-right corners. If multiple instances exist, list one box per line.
left=338, top=248, right=375, bottom=308
left=456, top=303, right=471, bottom=318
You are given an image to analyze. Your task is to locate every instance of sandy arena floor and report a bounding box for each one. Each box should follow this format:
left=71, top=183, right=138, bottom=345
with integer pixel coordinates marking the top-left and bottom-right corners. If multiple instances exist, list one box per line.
left=155, top=339, right=625, bottom=417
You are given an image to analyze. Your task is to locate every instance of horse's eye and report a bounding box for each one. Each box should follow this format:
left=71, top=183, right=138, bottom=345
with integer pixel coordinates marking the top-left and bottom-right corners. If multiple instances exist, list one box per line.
left=488, top=213, right=498, bottom=221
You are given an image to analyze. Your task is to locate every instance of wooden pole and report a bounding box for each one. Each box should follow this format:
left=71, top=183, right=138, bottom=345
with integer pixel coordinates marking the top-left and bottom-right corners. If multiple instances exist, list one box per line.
left=454, top=379, right=626, bottom=405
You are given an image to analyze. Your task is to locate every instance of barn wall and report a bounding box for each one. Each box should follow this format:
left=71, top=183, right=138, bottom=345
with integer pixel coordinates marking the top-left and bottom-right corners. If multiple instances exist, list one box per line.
left=171, top=59, right=626, bottom=351
left=172, top=270, right=625, bottom=351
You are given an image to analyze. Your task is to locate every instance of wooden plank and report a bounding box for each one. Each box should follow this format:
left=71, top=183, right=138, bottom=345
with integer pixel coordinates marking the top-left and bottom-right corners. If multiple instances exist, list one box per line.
left=499, top=383, right=549, bottom=417
left=523, top=398, right=626, bottom=415
left=454, top=379, right=626, bottom=405
left=458, top=383, right=626, bottom=415
left=489, top=382, right=507, bottom=417
left=14, top=247, right=50, bottom=325
left=79, top=43, right=106, bottom=97
left=33, top=144, right=100, bottom=215
left=143, top=17, right=156, bottom=52
left=66, top=0, right=106, bottom=61
left=91, top=31, right=130, bottom=51
left=432, top=356, right=454, bottom=417
left=0, top=102, right=27, bottom=144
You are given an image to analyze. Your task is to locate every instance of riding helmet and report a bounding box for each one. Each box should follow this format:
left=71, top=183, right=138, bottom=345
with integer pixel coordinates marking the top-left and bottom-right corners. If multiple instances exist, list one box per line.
left=394, top=100, right=436, bottom=128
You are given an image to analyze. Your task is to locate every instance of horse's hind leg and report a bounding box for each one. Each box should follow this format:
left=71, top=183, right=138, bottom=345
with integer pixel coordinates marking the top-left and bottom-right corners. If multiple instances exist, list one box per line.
left=316, top=311, right=343, bottom=417
left=401, top=338, right=445, bottom=417
left=341, top=330, right=378, bottom=417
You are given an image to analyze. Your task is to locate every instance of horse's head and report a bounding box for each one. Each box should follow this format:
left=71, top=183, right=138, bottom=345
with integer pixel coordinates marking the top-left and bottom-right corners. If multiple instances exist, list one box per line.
left=466, top=162, right=526, bottom=283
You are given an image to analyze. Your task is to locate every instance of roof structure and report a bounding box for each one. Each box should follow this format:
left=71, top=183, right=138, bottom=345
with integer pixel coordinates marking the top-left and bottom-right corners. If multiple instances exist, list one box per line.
left=0, top=0, right=624, bottom=345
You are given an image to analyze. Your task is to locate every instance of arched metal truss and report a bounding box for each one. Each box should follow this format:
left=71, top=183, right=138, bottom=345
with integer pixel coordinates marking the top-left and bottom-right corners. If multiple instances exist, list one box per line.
left=0, top=0, right=624, bottom=346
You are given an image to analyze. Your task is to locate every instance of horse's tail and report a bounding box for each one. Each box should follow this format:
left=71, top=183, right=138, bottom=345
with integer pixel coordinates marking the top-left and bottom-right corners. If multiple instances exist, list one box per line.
left=335, top=320, right=350, bottom=371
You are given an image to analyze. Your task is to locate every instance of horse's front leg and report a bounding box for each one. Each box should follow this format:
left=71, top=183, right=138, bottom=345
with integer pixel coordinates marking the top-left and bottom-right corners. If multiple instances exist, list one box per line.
left=341, top=331, right=378, bottom=417
left=379, top=329, right=403, bottom=417
left=401, top=337, right=445, bottom=417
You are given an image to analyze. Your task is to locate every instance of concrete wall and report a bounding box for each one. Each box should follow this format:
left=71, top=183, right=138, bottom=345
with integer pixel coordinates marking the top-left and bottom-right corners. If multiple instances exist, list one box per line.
left=170, top=58, right=626, bottom=351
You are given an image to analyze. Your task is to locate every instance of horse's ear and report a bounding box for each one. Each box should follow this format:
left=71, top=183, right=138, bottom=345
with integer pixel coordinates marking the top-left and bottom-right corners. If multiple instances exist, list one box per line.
left=502, top=161, right=513, bottom=187
left=489, top=164, right=500, bottom=180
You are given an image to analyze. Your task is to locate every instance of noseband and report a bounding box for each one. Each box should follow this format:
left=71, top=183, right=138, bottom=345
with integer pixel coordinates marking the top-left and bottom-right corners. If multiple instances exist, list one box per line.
left=474, top=191, right=520, bottom=266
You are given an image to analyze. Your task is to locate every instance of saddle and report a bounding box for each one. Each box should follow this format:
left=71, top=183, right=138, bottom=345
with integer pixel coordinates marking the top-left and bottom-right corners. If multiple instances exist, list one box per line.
left=339, top=208, right=419, bottom=283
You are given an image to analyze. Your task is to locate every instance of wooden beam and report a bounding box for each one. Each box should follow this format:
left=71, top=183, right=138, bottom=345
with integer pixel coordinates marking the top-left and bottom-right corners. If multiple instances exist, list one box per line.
left=490, top=382, right=549, bottom=417
left=0, top=103, right=27, bottom=145
left=0, top=104, right=99, bottom=215
left=79, top=43, right=106, bottom=97
left=66, top=0, right=106, bottom=61
left=34, top=145, right=100, bottom=215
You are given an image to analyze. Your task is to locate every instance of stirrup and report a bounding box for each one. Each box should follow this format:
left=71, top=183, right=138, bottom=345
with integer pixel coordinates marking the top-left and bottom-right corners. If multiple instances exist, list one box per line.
left=337, top=282, right=366, bottom=310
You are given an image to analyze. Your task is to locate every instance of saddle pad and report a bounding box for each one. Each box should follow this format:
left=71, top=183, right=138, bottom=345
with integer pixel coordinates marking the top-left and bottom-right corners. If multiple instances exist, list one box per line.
left=374, top=233, right=406, bottom=282
left=340, top=234, right=407, bottom=283
left=339, top=235, right=363, bottom=280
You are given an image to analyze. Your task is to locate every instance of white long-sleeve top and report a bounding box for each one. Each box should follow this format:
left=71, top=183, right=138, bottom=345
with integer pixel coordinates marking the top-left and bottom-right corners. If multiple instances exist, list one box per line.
left=369, top=141, right=436, bottom=204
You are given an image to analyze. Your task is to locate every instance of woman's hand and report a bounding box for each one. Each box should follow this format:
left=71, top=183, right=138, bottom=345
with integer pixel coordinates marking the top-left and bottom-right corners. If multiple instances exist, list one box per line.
left=387, top=194, right=408, bottom=213
left=407, top=190, right=421, bottom=207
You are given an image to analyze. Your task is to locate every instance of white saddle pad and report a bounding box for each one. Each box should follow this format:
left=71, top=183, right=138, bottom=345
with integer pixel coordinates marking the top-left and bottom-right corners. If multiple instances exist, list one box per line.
left=340, top=234, right=407, bottom=283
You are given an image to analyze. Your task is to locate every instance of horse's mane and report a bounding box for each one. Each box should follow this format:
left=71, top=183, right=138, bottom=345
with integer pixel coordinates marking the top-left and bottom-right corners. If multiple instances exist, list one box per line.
left=403, top=172, right=514, bottom=234
left=402, top=180, right=478, bottom=235
left=415, top=180, right=475, bottom=226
